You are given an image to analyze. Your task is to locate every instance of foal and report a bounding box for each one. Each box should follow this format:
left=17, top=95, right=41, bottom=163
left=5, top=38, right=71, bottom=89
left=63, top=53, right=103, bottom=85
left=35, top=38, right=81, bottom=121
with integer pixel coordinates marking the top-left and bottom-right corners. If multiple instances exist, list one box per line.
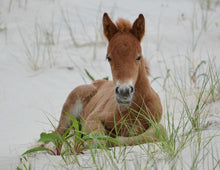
left=56, top=13, right=166, bottom=146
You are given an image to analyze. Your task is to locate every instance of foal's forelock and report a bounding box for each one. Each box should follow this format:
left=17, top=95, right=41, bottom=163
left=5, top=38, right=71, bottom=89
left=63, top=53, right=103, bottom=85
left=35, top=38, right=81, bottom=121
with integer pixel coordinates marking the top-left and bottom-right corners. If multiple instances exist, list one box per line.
left=116, top=18, right=132, bottom=32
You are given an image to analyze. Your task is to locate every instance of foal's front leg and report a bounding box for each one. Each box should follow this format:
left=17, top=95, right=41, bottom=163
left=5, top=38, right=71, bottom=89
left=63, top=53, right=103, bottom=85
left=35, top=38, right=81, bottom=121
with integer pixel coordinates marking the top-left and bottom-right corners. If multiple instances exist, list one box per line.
left=39, top=84, right=97, bottom=155
left=56, top=84, right=97, bottom=136
left=83, top=115, right=107, bottom=146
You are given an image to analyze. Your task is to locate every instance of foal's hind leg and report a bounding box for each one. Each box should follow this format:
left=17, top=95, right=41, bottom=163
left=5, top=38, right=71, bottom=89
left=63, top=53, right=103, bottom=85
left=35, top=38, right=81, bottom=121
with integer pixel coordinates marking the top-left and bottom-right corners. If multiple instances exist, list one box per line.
left=56, top=84, right=97, bottom=136
left=111, top=124, right=167, bottom=146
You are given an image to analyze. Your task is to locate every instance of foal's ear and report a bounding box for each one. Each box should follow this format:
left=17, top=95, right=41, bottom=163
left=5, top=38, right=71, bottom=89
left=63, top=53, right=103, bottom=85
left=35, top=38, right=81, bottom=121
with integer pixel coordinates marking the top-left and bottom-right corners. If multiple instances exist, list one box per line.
left=131, top=14, right=145, bottom=41
left=103, top=13, right=118, bottom=41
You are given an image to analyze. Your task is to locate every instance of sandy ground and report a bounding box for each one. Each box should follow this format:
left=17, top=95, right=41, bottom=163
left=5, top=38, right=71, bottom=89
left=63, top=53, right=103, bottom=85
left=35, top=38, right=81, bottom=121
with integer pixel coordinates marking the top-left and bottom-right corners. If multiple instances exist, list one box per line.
left=0, top=0, right=220, bottom=169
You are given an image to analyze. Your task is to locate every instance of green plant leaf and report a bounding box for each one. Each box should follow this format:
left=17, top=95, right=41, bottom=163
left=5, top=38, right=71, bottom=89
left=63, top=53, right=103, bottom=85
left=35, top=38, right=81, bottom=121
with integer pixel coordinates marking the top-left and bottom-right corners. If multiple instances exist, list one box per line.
left=63, top=112, right=81, bottom=140
left=103, top=77, right=109, bottom=80
left=38, top=132, right=60, bottom=143
left=65, top=112, right=79, bottom=131
left=22, top=147, right=52, bottom=155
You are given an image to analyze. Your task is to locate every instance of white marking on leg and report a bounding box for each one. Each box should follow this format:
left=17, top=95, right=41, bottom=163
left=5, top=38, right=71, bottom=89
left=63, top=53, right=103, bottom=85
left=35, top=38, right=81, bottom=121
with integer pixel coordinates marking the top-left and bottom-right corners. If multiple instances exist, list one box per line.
left=69, top=99, right=83, bottom=119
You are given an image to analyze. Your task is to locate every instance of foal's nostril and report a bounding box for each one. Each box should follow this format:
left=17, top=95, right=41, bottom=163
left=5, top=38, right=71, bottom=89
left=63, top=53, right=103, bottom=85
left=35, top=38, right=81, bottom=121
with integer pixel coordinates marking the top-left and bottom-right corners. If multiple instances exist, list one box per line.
left=130, top=86, right=134, bottom=93
left=115, top=86, right=119, bottom=94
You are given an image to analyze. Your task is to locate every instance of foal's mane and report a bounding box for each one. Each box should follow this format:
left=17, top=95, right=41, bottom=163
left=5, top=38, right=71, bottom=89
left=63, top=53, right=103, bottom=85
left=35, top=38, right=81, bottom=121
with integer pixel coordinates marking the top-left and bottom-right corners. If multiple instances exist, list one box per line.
left=116, top=18, right=132, bottom=32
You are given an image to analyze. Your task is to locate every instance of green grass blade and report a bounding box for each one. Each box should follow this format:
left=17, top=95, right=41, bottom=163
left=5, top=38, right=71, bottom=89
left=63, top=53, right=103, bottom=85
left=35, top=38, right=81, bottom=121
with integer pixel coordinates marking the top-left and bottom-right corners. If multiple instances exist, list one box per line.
left=22, top=147, right=53, bottom=155
left=82, top=134, right=120, bottom=145
left=84, top=69, right=95, bottom=81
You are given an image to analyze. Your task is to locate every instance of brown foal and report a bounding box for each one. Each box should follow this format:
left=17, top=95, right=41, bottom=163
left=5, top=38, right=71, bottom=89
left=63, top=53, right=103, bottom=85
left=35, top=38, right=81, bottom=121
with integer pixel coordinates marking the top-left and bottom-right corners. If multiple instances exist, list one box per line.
left=56, top=13, right=166, bottom=146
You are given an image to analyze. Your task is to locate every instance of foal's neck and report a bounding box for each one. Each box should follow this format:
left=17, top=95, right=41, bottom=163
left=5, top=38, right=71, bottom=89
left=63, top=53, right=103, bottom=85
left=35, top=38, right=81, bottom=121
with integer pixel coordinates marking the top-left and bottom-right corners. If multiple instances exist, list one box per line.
left=134, top=60, right=151, bottom=99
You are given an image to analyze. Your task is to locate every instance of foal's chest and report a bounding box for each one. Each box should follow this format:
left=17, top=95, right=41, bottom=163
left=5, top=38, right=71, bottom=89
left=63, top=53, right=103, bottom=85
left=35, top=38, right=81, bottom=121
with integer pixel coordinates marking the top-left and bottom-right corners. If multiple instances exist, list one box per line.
left=102, top=108, right=149, bottom=137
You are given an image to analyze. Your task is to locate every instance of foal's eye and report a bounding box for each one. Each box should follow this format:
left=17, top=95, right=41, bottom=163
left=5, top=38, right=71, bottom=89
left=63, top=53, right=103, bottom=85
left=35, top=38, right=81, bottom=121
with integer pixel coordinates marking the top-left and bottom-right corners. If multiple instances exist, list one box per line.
left=106, top=56, right=112, bottom=62
left=136, top=55, right=141, bottom=61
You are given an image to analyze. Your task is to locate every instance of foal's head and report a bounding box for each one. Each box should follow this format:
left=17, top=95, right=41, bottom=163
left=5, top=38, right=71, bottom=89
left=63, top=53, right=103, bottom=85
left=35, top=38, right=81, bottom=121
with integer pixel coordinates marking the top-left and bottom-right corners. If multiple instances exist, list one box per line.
left=103, top=13, right=145, bottom=104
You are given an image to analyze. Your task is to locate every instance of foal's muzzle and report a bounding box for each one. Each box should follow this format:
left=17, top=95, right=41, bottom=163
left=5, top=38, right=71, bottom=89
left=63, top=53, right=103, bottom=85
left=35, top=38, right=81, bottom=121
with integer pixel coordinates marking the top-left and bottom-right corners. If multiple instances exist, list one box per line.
left=115, top=84, right=134, bottom=104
